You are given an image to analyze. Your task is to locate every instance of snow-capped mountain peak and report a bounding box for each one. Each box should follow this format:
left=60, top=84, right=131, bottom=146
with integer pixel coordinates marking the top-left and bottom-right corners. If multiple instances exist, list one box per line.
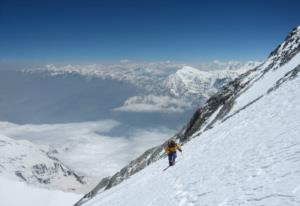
left=175, top=66, right=213, bottom=84
left=164, top=66, right=214, bottom=97
left=177, top=65, right=204, bottom=76
left=162, top=65, right=243, bottom=99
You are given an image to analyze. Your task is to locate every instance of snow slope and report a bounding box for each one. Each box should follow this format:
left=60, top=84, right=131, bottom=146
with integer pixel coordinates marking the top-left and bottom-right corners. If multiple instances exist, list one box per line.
left=79, top=27, right=300, bottom=206
left=0, top=177, right=81, bottom=206
left=84, top=73, right=300, bottom=206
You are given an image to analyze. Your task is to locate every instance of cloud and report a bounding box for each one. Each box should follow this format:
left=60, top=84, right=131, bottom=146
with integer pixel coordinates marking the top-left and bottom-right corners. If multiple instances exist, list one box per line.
left=114, top=95, right=192, bottom=113
left=0, top=120, right=176, bottom=181
left=0, top=120, right=121, bottom=145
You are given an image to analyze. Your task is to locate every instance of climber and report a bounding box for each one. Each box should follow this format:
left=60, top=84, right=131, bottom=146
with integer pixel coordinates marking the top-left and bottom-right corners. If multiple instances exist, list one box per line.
left=164, top=139, right=182, bottom=166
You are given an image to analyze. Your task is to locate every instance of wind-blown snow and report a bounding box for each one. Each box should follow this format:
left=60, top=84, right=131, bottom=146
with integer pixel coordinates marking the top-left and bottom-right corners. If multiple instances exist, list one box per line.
left=0, top=177, right=81, bottom=206
left=82, top=53, right=300, bottom=206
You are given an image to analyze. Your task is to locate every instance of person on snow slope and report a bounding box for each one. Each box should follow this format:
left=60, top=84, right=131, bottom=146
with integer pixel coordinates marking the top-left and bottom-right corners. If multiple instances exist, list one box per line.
left=164, top=139, right=182, bottom=166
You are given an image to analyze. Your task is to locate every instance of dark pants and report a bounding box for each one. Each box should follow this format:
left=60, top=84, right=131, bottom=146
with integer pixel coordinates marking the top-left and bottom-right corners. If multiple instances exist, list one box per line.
left=168, top=152, right=177, bottom=166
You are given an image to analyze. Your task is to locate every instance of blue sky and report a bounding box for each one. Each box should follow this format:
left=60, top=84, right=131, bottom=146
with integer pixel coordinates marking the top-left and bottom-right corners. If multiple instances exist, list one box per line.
left=0, top=0, right=300, bottom=64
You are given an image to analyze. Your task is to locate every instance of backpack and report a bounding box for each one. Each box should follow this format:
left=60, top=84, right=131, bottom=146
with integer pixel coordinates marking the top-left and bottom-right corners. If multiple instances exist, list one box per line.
left=168, top=140, right=176, bottom=148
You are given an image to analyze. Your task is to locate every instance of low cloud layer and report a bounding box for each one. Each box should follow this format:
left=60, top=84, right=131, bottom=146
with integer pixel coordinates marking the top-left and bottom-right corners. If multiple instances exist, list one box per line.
left=0, top=120, right=175, bottom=181
left=114, top=95, right=192, bottom=113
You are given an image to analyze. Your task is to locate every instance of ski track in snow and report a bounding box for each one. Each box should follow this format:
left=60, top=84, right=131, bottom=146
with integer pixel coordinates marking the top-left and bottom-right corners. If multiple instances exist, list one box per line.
left=84, top=62, right=300, bottom=206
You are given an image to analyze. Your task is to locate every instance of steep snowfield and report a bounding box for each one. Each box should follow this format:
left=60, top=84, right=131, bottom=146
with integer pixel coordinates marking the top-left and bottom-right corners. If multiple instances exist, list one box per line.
left=84, top=64, right=300, bottom=206
left=229, top=52, right=300, bottom=117
left=81, top=28, right=300, bottom=206
left=0, top=177, right=81, bottom=206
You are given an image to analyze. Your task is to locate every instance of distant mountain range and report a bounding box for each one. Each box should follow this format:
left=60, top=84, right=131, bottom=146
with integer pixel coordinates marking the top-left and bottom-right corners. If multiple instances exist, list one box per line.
left=23, top=61, right=261, bottom=115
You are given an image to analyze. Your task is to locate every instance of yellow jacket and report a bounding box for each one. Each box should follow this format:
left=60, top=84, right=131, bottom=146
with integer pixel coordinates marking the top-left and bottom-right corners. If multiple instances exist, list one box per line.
left=165, top=143, right=182, bottom=154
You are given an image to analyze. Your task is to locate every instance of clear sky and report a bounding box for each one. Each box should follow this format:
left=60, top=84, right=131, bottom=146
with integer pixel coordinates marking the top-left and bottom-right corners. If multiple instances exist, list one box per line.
left=1, top=0, right=300, bottom=64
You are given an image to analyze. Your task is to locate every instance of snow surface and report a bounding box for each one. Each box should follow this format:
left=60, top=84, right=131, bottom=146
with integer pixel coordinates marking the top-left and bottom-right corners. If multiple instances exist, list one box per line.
left=0, top=134, right=84, bottom=192
left=228, top=51, right=300, bottom=117
left=0, top=177, right=81, bottom=206
left=82, top=58, right=300, bottom=205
